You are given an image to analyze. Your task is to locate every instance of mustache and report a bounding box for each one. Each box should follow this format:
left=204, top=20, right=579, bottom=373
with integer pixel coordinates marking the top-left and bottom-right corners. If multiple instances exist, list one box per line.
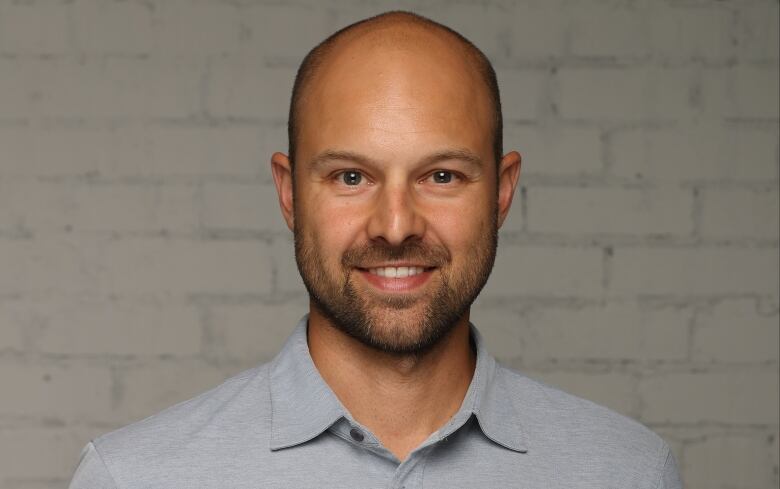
left=341, top=241, right=451, bottom=268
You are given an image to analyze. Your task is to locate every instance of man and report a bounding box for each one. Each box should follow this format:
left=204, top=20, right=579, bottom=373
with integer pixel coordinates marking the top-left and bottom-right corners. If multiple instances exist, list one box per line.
left=70, top=11, right=681, bottom=488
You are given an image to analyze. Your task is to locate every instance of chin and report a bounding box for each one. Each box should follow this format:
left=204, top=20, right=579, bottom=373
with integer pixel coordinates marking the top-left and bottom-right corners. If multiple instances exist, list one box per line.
left=349, top=307, right=459, bottom=356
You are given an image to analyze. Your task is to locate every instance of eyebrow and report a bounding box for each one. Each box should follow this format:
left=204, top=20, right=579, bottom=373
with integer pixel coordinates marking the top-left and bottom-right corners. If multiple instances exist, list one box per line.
left=307, top=148, right=485, bottom=171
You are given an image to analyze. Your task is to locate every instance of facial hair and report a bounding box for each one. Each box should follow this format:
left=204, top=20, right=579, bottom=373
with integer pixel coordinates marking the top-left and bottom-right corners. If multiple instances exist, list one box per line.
left=293, top=208, right=498, bottom=357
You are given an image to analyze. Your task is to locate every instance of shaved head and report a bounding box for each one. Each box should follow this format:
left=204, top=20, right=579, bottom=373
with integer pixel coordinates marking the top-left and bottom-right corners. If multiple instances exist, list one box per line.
left=287, top=11, right=503, bottom=172
left=272, top=10, right=522, bottom=358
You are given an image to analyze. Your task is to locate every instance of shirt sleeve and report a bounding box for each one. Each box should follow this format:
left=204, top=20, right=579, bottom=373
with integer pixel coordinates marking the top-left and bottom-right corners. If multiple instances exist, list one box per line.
left=655, top=445, right=683, bottom=489
left=68, top=442, right=118, bottom=489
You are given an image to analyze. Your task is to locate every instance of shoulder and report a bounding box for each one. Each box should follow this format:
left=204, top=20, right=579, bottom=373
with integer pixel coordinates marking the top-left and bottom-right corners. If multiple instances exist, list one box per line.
left=91, top=363, right=272, bottom=484
left=495, top=364, right=674, bottom=486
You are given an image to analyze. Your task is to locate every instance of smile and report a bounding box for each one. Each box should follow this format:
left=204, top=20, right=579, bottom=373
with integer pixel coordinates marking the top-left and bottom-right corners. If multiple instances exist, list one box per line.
left=367, top=266, right=426, bottom=278
left=356, top=265, right=436, bottom=293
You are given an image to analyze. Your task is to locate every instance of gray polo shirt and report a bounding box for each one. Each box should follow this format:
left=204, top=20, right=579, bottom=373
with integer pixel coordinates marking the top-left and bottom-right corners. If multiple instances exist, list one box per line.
left=69, top=316, right=682, bottom=488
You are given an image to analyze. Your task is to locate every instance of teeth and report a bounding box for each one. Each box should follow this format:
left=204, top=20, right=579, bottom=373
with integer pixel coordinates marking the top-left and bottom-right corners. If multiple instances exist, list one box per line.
left=368, top=266, right=426, bottom=278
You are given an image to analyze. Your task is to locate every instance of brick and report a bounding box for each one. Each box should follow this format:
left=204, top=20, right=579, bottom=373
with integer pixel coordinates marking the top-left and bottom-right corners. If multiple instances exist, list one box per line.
left=0, top=182, right=199, bottom=234
left=259, top=123, right=290, bottom=182
left=108, top=125, right=274, bottom=178
left=610, top=247, right=779, bottom=296
left=242, top=3, right=334, bottom=59
left=702, top=66, right=780, bottom=119
left=649, top=6, right=733, bottom=61
left=0, top=304, right=24, bottom=351
left=699, top=187, right=779, bottom=240
left=737, top=3, right=780, bottom=62
left=558, top=67, right=691, bottom=120
left=0, top=426, right=97, bottom=479
left=0, top=239, right=98, bottom=296
left=611, top=124, right=779, bottom=182
left=0, top=125, right=268, bottom=178
left=525, top=370, right=636, bottom=418
left=0, top=363, right=112, bottom=420
left=522, top=302, right=689, bottom=363
left=153, top=0, right=239, bottom=55
left=100, top=239, right=272, bottom=296
left=433, top=3, right=517, bottom=60
left=684, top=433, right=778, bottom=489
left=0, top=237, right=272, bottom=296
left=72, top=0, right=153, bottom=54
left=568, top=6, right=648, bottom=57
left=772, top=432, right=780, bottom=489
left=498, top=70, right=547, bottom=121
left=639, top=370, right=779, bottom=424
left=0, top=56, right=203, bottom=118
left=24, top=299, right=202, bottom=356
left=0, top=2, right=72, bottom=54
left=116, top=360, right=229, bottom=422
left=498, top=192, right=525, bottom=233
left=482, top=245, right=603, bottom=298
left=271, top=236, right=306, bottom=295
left=693, top=299, right=779, bottom=363
left=0, top=127, right=103, bottom=177
left=209, top=302, right=306, bottom=362
left=207, top=57, right=295, bottom=119
left=526, top=186, right=693, bottom=235
left=504, top=125, right=602, bottom=177
left=469, top=305, right=524, bottom=361
left=504, top=3, right=568, bottom=58
left=201, top=182, right=288, bottom=233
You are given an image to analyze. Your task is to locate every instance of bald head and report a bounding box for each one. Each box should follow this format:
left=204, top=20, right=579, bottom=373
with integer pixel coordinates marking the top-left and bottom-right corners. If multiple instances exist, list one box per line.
left=287, top=11, right=502, bottom=171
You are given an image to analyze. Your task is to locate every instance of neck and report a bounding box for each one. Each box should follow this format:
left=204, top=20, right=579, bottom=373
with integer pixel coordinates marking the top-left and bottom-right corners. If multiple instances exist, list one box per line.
left=307, top=306, right=476, bottom=462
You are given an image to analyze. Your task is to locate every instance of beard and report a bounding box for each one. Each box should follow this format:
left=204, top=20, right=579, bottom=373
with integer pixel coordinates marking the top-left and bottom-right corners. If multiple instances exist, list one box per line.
left=293, top=209, right=498, bottom=357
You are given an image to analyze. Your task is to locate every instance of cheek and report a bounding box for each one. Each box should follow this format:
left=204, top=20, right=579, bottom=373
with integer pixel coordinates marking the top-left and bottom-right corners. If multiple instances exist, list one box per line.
left=301, top=194, right=364, bottom=257
left=422, top=195, right=493, bottom=252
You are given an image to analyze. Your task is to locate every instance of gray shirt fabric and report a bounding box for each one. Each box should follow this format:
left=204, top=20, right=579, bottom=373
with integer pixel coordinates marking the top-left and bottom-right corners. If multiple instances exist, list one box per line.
left=69, top=316, right=682, bottom=488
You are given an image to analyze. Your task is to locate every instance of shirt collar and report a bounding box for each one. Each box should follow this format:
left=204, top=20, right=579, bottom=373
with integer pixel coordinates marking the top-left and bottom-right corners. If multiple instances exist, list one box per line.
left=269, top=315, right=529, bottom=453
left=268, top=316, right=345, bottom=450
left=469, top=325, right=529, bottom=453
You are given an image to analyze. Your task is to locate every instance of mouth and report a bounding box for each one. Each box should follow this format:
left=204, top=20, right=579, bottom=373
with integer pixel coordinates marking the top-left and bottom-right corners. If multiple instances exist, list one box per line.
left=354, top=265, right=437, bottom=292
left=364, top=265, right=433, bottom=278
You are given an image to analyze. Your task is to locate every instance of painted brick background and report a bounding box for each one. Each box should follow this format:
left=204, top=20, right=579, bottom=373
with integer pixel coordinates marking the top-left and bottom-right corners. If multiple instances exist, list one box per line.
left=0, top=1, right=777, bottom=488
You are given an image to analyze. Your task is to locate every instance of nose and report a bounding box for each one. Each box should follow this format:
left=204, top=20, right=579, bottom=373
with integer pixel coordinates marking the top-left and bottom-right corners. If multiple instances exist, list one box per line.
left=366, top=182, right=426, bottom=246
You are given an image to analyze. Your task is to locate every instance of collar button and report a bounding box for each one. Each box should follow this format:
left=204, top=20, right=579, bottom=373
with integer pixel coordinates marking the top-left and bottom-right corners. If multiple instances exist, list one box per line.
left=349, top=428, right=365, bottom=442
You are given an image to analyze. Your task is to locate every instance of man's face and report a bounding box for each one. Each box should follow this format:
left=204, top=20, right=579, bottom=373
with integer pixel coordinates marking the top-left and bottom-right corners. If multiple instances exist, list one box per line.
left=280, top=34, right=516, bottom=355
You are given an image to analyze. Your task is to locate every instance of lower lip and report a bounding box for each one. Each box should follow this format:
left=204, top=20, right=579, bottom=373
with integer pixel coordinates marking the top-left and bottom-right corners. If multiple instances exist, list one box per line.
left=357, top=269, right=434, bottom=292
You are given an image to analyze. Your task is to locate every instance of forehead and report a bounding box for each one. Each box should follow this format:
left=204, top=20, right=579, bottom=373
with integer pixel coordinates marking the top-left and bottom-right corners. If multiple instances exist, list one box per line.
left=297, top=26, right=494, bottom=161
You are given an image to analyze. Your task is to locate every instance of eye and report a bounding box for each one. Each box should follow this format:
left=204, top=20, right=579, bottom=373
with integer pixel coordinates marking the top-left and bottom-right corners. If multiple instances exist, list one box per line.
left=430, top=170, right=454, bottom=184
left=340, top=170, right=363, bottom=186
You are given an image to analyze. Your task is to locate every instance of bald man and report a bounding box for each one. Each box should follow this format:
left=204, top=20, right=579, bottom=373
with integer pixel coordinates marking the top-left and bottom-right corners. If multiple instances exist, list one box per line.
left=69, top=12, right=681, bottom=488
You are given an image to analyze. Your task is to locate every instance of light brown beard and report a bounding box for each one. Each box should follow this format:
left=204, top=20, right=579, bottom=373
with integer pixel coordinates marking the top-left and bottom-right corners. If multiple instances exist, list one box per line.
left=293, top=208, right=497, bottom=356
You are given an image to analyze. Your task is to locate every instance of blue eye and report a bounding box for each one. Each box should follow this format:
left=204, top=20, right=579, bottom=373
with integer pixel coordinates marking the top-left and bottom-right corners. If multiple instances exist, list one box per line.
left=341, top=171, right=362, bottom=186
left=432, top=171, right=453, bottom=184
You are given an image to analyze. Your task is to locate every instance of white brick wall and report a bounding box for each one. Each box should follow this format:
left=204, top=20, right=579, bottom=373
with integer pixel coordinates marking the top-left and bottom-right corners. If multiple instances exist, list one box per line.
left=0, top=1, right=776, bottom=488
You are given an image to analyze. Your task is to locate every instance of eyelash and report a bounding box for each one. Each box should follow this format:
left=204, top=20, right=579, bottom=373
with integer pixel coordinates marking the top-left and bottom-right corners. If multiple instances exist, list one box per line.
left=332, top=170, right=462, bottom=186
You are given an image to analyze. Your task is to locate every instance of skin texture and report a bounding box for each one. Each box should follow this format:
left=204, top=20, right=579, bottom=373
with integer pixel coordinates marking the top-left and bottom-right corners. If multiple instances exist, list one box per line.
left=271, top=15, right=521, bottom=462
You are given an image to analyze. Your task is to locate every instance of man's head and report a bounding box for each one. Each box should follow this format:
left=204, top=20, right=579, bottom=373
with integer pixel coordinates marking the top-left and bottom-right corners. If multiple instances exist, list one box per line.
left=287, top=12, right=504, bottom=175
left=271, top=11, right=521, bottom=356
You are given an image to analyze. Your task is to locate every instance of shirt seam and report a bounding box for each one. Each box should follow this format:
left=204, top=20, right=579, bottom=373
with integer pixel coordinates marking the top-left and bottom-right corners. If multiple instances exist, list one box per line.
left=418, top=444, right=431, bottom=488
left=652, top=442, right=672, bottom=489
left=91, top=441, right=121, bottom=489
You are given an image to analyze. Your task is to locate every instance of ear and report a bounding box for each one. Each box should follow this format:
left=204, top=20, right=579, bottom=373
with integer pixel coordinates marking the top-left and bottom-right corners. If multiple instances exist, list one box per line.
left=271, top=152, right=295, bottom=231
left=496, top=151, right=522, bottom=229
